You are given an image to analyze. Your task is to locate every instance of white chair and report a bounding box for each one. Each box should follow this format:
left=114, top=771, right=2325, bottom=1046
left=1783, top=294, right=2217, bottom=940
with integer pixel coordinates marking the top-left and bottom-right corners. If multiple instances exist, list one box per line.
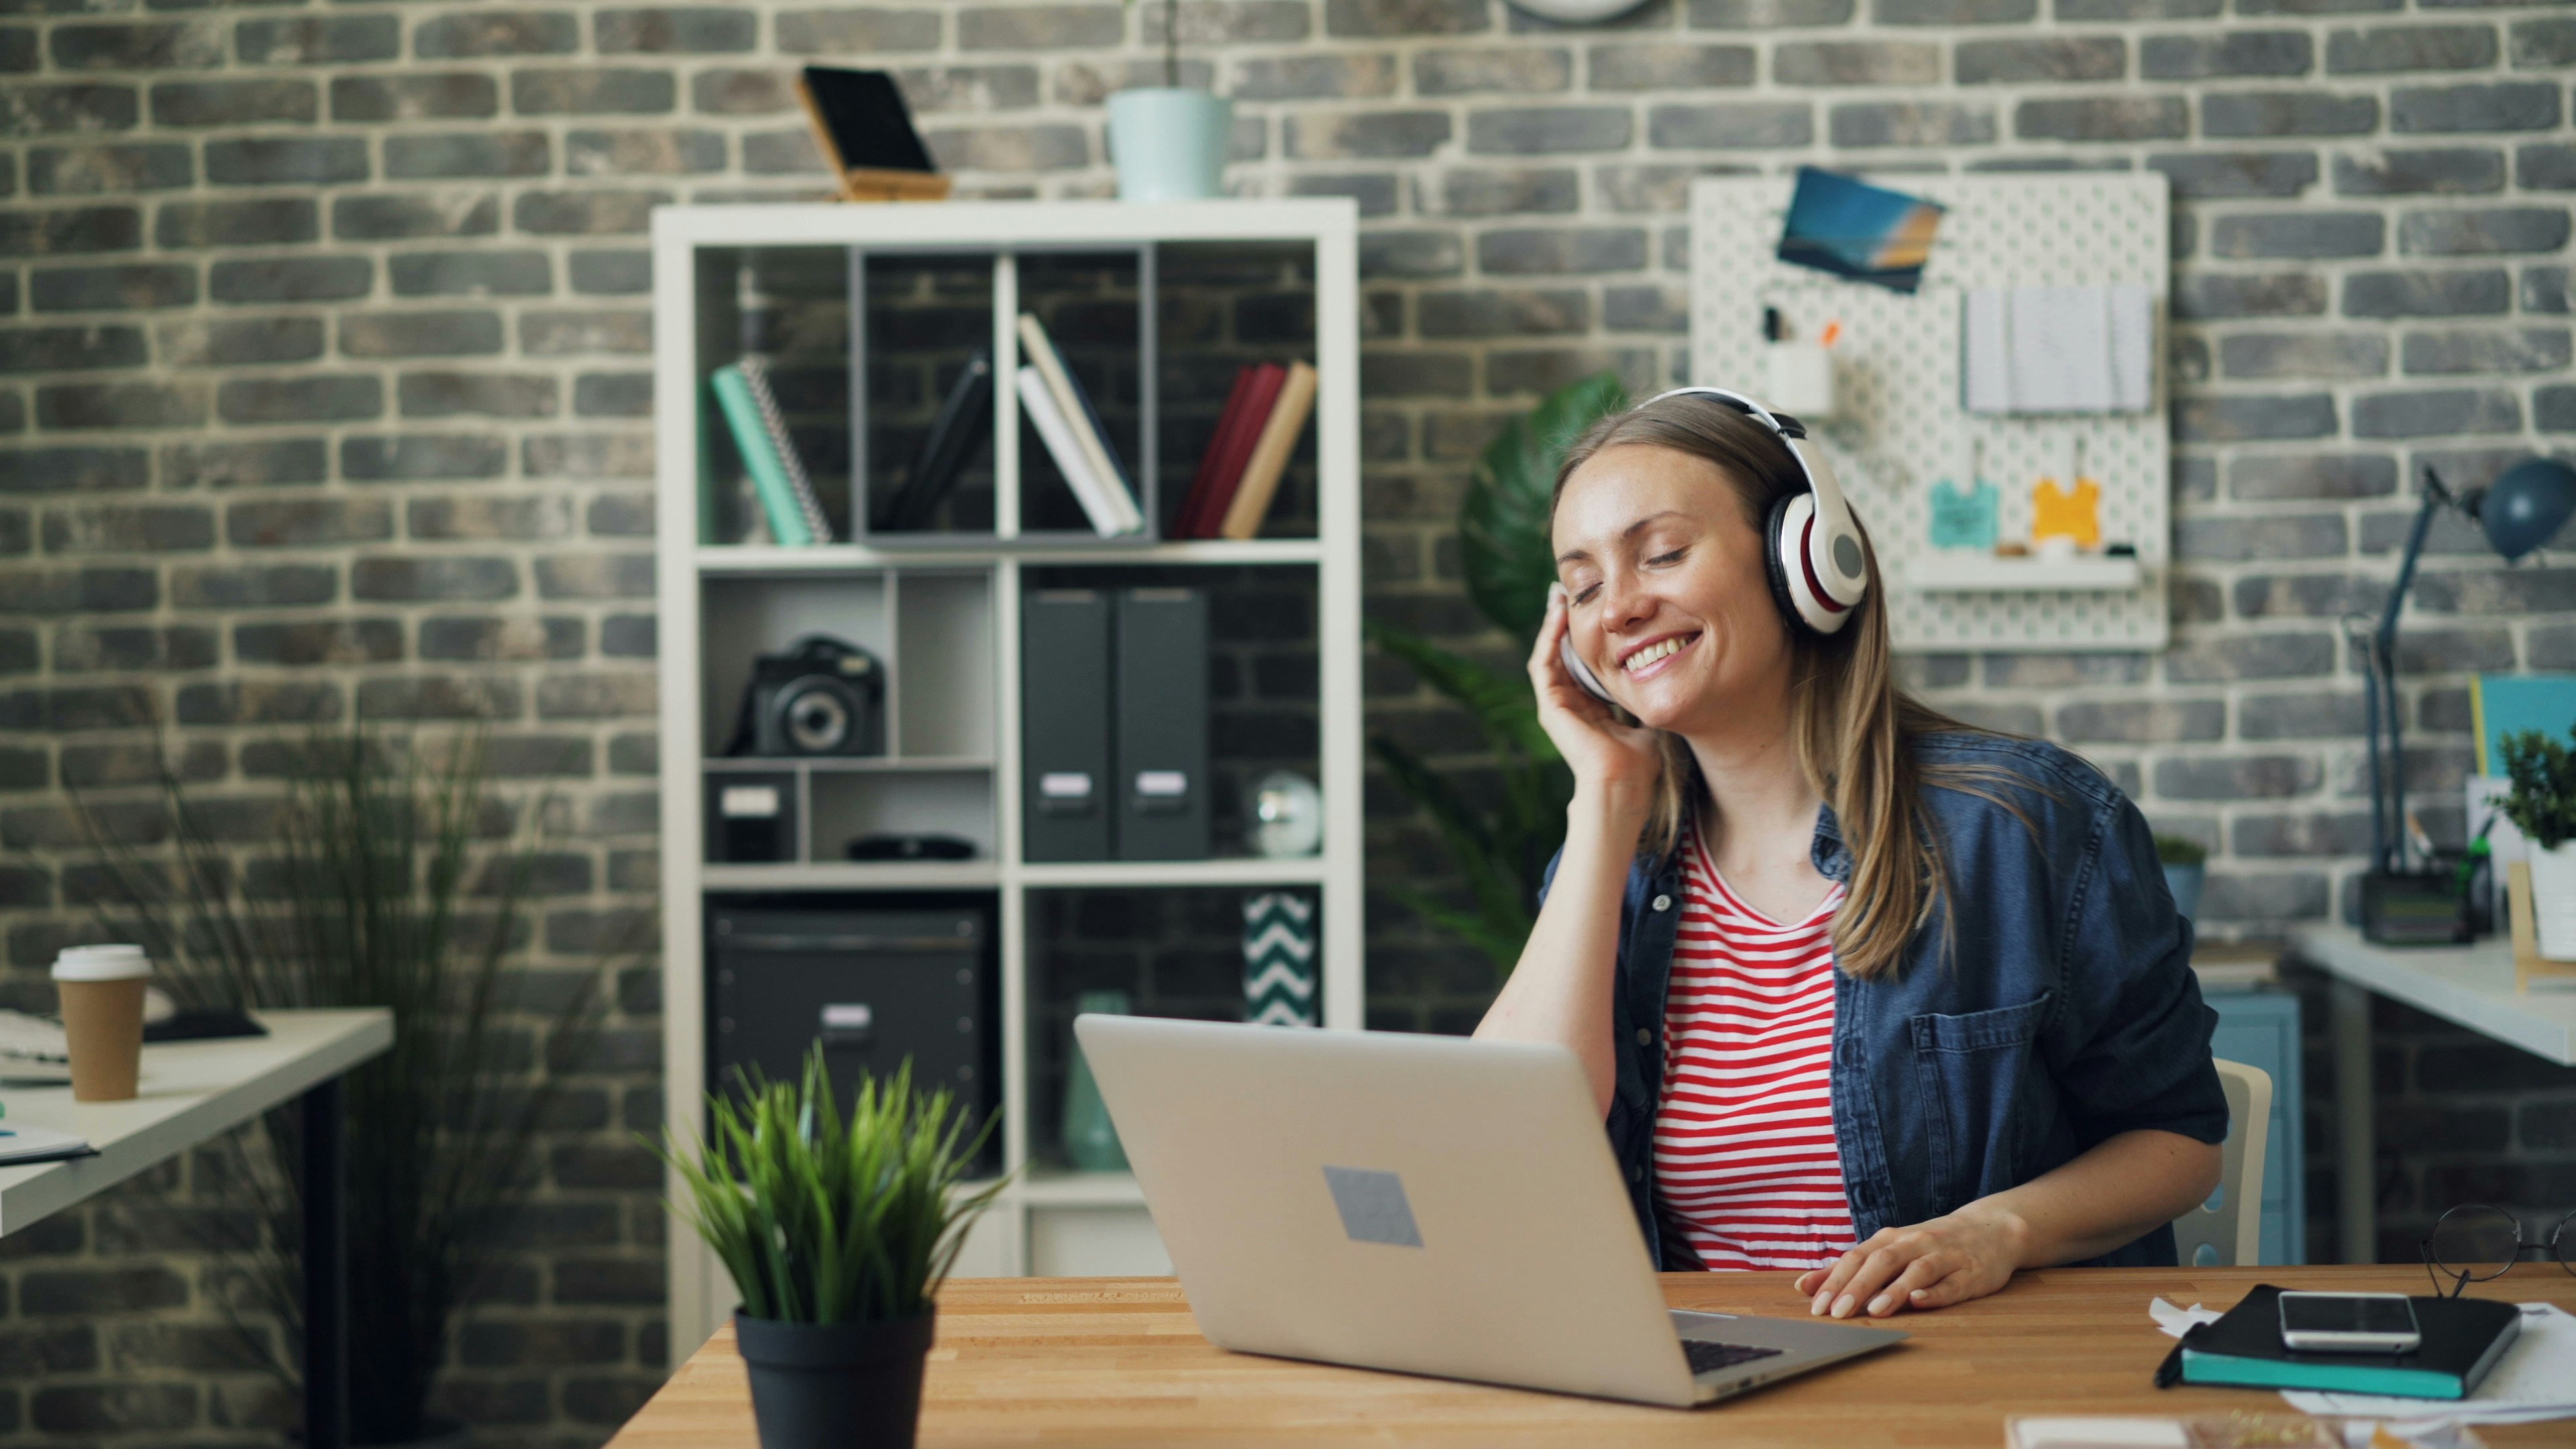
left=2173, top=1059, right=2273, bottom=1269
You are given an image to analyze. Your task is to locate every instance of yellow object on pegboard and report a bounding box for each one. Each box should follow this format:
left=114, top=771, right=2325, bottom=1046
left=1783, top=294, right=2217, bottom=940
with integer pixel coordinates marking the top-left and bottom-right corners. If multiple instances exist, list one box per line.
left=2031, top=475, right=2102, bottom=549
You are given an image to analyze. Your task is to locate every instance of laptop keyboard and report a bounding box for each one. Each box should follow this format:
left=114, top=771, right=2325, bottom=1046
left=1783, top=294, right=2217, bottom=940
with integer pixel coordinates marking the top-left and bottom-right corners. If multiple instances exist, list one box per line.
left=1683, top=1340, right=1786, bottom=1376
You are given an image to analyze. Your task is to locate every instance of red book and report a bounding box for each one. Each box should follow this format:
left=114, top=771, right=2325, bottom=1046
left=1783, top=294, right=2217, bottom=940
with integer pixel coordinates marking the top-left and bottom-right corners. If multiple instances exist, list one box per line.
left=1174, top=366, right=1253, bottom=539
left=1188, top=363, right=1287, bottom=539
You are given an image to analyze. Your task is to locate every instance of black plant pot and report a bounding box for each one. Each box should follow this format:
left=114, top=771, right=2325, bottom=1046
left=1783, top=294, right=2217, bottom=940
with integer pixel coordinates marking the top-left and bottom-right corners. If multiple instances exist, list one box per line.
left=734, top=1309, right=936, bottom=1449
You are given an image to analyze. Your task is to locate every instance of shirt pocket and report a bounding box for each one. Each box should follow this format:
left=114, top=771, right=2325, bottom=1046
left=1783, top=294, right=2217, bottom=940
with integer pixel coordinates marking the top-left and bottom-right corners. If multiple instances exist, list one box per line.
left=1907, top=994, right=2053, bottom=1212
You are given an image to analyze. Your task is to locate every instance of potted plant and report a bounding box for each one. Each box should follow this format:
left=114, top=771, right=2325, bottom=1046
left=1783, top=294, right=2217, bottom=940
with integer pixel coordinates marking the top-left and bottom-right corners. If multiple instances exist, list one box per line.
left=2155, top=834, right=2208, bottom=926
left=2497, top=726, right=2576, bottom=959
left=657, top=1049, right=1004, bottom=1449
left=78, top=722, right=607, bottom=1447
left=1109, top=0, right=1231, bottom=201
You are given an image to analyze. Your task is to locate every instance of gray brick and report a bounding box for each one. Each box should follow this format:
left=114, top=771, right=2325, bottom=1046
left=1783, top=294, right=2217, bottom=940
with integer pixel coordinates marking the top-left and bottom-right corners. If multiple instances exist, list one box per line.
left=417, top=11, right=580, bottom=58
left=1232, top=54, right=1401, bottom=101
left=49, top=20, right=222, bottom=71
left=2328, top=23, right=2499, bottom=74
left=922, top=123, right=1087, bottom=170
left=0, top=27, right=29, bottom=75
left=2351, top=387, right=2520, bottom=438
left=1284, top=110, right=1452, bottom=160
left=512, top=69, right=676, bottom=116
left=341, top=435, right=510, bottom=481
left=420, top=615, right=584, bottom=661
left=2220, top=331, right=2389, bottom=380
left=1586, top=43, right=1750, bottom=91
left=1779, top=40, right=1939, bottom=86
left=2163, top=632, right=2337, bottom=683
left=352, top=556, right=519, bottom=603
left=2402, top=327, right=2571, bottom=376
left=566, top=129, right=724, bottom=176
left=155, top=197, right=317, bottom=250
left=1837, top=101, right=1996, bottom=148
left=2212, top=212, right=2382, bottom=260
left=1287, top=171, right=1400, bottom=217
left=208, top=256, right=371, bottom=305
left=516, top=189, right=670, bottom=236
left=1417, top=287, right=1589, bottom=339
left=2521, top=264, right=2569, bottom=316
left=1688, top=0, right=1854, bottom=21
left=0, top=447, right=142, bottom=496
left=1956, top=37, right=2126, bottom=85
left=2391, top=82, right=2561, bottom=134
left=398, top=372, right=561, bottom=419
left=40, top=502, right=213, bottom=553
left=168, top=565, right=333, bottom=610
left=207, top=137, right=368, bottom=187
left=1434, top=166, right=1578, bottom=216
left=27, top=144, right=189, bottom=196
left=3, top=83, right=138, bottom=136
left=2155, top=754, right=2318, bottom=799
left=573, top=372, right=652, bottom=417
left=2400, top=207, right=2571, bottom=257
left=961, top=4, right=1120, bottom=48
left=2545, top=384, right=2576, bottom=434
left=413, top=495, right=574, bottom=541
left=1487, top=344, right=1656, bottom=397
left=598, top=7, right=758, bottom=52
left=2202, top=91, right=2379, bottom=138
left=391, top=250, right=551, bottom=298
left=36, top=381, right=205, bottom=431
left=2059, top=699, right=2226, bottom=744
left=1467, top=105, right=1629, bottom=155
left=236, top=15, right=399, bottom=66
left=337, top=310, right=503, bottom=360
left=2231, top=573, right=2379, bottom=621
left=335, top=193, right=501, bottom=241
left=571, top=250, right=651, bottom=297
left=1594, top=162, right=1757, bottom=213
left=1360, top=349, right=1473, bottom=398
left=2147, top=151, right=2318, bottom=199
left=2141, top=31, right=2310, bottom=79
left=888, top=64, right=1041, bottom=113
left=232, top=620, right=402, bottom=667
left=2334, top=147, right=2506, bottom=195
left=2342, top=268, right=2511, bottom=318
left=1146, top=1, right=1313, bottom=45
left=1875, top=0, right=2029, bottom=20
left=356, top=675, right=522, bottom=721
left=1650, top=101, right=1811, bottom=149
left=0, top=325, right=147, bottom=374
left=2174, top=512, right=2346, bottom=562
left=2019, top=96, right=2186, bottom=142
left=30, top=263, right=195, bottom=313
left=148, top=78, right=312, bottom=128
left=773, top=7, right=944, bottom=54
left=1477, top=226, right=1648, bottom=275
left=225, top=498, right=394, bottom=549
left=1327, top=0, right=1489, bottom=36
left=536, top=555, right=653, bottom=600
left=0, top=206, right=141, bottom=257
left=386, top=131, right=551, bottom=181
left=740, top=128, right=826, bottom=175
left=331, top=74, right=500, bottom=123
left=1358, top=229, right=1463, bottom=278
left=2523, top=144, right=2576, bottom=192
left=162, top=438, right=327, bottom=490
left=218, top=376, right=381, bottom=426
left=2176, top=392, right=2338, bottom=441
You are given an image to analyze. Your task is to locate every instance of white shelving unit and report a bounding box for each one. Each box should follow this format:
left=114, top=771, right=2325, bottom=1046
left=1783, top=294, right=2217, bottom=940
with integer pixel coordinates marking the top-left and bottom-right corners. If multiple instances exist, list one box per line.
left=652, top=200, right=1364, bottom=1352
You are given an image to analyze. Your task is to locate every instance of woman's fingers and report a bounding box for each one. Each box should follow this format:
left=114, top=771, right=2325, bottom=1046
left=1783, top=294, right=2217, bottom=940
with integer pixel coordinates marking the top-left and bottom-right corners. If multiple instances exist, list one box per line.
left=1905, top=1264, right=1980, bottom=1311
left=1865, top=1254, right=1951, bottom=1317
left=1805, top=1246, right=1867, bottom=1314
left=1824, top=1242, right=1918, bottom=1319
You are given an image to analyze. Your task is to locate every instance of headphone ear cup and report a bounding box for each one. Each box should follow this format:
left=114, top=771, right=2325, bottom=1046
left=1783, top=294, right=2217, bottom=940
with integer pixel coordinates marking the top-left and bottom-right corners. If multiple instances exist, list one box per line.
left=1762, top=492, right=1809, bottom=635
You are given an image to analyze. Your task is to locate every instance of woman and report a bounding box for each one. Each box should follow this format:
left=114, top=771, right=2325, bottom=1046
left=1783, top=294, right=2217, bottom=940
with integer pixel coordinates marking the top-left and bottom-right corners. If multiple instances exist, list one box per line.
left=1477, top=388, right=2224, bottom=1322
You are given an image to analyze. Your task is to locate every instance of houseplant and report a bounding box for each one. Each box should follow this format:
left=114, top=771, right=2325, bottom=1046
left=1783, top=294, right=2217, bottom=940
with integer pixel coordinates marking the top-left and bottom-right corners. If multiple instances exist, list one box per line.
left=657, top=1048, right=1004, bottom=1449
left=2497, top=726, right=2576, bottom=958
left=2154, top=833, right=2208, bottom=926
left=1368, top=372, right=1627, bottom=977
left=1109, top=0, right=1230, bottom=201
left=77, top=722, right=606, bottom=1446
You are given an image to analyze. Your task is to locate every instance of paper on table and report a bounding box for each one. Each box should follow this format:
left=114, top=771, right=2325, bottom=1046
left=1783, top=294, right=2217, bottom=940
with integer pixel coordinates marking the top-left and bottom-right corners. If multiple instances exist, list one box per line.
left=2280, top=1303, right=2576, bottom=1426
left=2149, top=1297, right=2224, bottom=1338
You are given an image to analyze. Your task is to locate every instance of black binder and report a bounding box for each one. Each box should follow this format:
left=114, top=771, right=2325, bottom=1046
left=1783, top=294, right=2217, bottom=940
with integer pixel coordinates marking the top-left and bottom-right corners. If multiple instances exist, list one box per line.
left=2160, top=1285, right=2522, bottom=1399
left=1114, top=587, right=1210, bottom=861
left=1021, top=589, right=1112, bottom=861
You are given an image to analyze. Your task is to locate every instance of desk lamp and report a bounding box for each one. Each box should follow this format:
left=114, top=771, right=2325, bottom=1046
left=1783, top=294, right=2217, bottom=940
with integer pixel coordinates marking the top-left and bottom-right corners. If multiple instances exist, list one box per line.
left=2361, top=457, right=2576, bottom=945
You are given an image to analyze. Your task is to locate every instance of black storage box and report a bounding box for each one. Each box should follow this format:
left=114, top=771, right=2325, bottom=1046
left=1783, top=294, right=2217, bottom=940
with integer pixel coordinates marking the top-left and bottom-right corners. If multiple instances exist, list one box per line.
left=708, top=902, right=1000, bottom=1175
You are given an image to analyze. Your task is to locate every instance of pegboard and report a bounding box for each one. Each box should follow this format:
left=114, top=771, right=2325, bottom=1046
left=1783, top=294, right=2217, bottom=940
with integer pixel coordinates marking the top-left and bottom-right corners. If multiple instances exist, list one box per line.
left=1690, top=175, right=2170, bottom=653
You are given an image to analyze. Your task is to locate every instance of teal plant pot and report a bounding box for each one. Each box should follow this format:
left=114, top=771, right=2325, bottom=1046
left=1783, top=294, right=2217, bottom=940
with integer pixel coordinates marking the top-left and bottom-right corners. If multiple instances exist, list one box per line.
left=1106, top=89, right=1232, bottom=202
left=2163, top=862, right=2205, bottom=925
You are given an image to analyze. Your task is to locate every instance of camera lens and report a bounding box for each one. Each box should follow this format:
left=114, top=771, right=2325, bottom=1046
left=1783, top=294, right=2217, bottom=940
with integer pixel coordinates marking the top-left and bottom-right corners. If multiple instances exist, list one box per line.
left=786, top=688, right=850, bottom=753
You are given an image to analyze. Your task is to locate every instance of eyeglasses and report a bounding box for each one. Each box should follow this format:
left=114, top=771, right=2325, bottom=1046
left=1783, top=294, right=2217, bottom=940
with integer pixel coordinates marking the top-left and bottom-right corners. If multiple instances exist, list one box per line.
left=2418, top=1204, right=2575, bottom=1298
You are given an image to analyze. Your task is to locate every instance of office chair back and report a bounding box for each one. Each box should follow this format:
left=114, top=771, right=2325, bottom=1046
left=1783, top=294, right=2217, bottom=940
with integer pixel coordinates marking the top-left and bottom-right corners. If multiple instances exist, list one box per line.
left=2173, top=1059, right=2273, bottom=1269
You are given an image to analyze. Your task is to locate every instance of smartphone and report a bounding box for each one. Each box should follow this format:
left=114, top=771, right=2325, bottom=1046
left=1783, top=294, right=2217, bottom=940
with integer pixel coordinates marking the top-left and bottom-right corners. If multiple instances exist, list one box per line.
left=2276, top=1291, right=2420, bottom=1354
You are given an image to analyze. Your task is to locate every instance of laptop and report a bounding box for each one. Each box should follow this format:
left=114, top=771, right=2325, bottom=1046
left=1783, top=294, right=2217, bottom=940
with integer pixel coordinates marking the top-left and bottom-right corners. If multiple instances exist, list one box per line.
left=1073, top=1014, right=1906, bottom=1407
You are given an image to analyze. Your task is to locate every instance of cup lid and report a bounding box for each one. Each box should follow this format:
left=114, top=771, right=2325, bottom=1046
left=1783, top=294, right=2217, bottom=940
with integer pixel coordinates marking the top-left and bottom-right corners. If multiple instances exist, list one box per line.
left=52, top=944, right=151, bottom=981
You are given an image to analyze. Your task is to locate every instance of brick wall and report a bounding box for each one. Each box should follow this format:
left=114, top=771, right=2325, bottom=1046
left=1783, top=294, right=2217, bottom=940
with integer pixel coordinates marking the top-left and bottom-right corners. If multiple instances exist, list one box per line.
left=2, top=0, right=2573, bottom=1442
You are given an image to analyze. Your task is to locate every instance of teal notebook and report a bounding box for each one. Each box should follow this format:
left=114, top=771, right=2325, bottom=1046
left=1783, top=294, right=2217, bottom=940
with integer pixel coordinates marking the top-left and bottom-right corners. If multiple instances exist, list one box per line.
left=2174, top=1285, right=2520, bottom=1399
left=2473, top=673, right=2576, bottom=775
left=708, top=365, right=812, bottom=547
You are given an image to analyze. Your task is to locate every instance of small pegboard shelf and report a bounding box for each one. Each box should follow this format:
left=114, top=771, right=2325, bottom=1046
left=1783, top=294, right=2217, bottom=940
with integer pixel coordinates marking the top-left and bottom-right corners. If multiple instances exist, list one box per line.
left=1690, top=175, right=2170, bottom=653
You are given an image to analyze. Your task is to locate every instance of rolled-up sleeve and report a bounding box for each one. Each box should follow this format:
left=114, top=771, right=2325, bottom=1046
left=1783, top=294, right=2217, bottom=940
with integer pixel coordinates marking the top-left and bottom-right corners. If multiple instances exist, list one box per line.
left=2047, top=796, right=2229, bottom=1148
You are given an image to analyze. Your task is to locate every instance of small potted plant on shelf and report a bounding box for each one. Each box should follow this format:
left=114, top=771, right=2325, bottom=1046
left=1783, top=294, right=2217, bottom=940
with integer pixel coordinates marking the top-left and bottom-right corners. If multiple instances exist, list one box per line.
left=2497, top=726, right=2576, bottom=959
left=1110, top=0, right=1231, bottom=201
left=2154, top=833, right=2208, bottom=926
left=657, top=1050, right=1004, bottom=1449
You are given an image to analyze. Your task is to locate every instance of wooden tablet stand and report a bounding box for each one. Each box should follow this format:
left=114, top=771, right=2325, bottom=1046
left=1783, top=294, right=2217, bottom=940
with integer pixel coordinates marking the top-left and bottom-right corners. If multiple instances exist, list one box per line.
left=2504, top=861, right=2576, bottom=991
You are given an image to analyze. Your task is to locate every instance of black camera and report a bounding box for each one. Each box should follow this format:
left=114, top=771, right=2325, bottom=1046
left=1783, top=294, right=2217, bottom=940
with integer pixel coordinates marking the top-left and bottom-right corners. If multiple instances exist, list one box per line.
left=728, top=635, right=885, bottom=757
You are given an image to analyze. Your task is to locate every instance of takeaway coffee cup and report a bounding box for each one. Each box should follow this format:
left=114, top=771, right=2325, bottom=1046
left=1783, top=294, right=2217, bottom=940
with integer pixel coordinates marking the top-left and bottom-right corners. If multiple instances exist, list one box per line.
left=52, top=944, right=150, bottom=1102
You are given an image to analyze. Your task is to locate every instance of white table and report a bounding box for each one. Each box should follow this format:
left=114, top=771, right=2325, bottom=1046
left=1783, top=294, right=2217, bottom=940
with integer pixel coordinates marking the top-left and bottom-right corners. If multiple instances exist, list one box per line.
left=2286, top=924, right=2576, bottom=1267
left=0, top=1009, right=393, bottom=1449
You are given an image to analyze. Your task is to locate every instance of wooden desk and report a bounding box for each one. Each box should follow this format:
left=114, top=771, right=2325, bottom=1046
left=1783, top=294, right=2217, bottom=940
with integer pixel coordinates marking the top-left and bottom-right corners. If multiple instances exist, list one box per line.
left=610, top=1267, right=2576, bottom=1446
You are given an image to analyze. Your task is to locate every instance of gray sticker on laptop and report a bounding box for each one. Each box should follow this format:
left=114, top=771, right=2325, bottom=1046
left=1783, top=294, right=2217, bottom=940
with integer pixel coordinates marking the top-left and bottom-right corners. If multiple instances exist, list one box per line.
left=1322, top=1166, right=1424, bottom=1248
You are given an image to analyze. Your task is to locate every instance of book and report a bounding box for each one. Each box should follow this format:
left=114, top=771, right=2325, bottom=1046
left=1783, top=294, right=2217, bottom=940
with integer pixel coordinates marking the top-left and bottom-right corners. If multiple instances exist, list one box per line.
left=739, top=356, right=833, bottom=543
left=878, top=347, right=993, bottom=532
left=2169, top=1285, right=2520, bottom=1399
left=1016, top=314, right=1141, bottom=533
left=1174, top=366, right=1255, bottom=538
left=1016, top=366, right=1136, bottom=537
left=2471, top=673, right=2576, bottom=775
left=708, top=365, right=813, bottom=547
left=1217, top=360, right=1318, bottom=541
left=0, top=1125, right=93, bottom=1166
left=794, top=66, right=951, bottom=203
left=1188, top=362, right=1287, bottom=539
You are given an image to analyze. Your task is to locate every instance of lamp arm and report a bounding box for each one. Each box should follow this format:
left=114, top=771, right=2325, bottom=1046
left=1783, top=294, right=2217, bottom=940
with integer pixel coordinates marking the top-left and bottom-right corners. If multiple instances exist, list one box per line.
left=2369, top=469, right=2454, bottom=876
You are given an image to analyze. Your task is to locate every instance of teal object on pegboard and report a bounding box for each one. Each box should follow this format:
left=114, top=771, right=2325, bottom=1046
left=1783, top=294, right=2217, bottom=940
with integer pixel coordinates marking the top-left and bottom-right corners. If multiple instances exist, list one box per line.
left=1243, top=893, right=1317, bottom=1027
left=1929, top=477, right=1998, bottom=551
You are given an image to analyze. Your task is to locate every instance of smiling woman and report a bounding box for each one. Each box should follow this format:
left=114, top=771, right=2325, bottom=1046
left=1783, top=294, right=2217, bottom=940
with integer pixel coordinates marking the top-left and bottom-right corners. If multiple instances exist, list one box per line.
left=1474, top=388, right=2227, bottom=1322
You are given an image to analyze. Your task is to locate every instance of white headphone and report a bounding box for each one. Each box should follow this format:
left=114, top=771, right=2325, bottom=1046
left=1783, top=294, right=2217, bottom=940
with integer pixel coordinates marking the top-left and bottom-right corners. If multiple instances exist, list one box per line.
left=1557, top=386, right=1870, bottom=703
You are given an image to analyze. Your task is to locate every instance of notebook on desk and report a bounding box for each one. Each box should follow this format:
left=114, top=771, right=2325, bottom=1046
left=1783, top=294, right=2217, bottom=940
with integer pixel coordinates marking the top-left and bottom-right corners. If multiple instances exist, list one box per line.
left=2168, top=1285, right=2519, bottom=1399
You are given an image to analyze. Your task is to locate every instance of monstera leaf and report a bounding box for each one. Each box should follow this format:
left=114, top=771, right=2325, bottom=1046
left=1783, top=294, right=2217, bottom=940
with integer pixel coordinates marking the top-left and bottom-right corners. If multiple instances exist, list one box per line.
left=1460, top=371, right=1629, bottom=644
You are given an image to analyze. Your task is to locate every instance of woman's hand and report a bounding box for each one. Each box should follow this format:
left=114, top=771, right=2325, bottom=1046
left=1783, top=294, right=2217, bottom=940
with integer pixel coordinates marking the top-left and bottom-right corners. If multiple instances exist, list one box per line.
left=1792, top=1208, right=2031, bottom=1319
left=1529, top=586, right=1662, bottom=804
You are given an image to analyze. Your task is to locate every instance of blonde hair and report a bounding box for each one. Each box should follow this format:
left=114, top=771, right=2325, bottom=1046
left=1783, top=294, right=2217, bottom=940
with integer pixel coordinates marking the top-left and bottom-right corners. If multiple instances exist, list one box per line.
left=1552, top=394, right=1983, bottom=981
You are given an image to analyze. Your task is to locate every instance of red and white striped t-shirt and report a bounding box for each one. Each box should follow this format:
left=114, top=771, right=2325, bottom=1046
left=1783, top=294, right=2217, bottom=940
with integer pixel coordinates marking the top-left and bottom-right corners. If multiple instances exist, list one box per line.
left=1652, top=819, right=1858, bottom=1272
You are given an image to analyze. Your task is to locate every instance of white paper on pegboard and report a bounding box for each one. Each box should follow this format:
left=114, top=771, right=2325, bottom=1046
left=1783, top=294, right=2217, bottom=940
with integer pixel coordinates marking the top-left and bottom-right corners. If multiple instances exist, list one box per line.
left=1690, top=174, right=2171, bottom=653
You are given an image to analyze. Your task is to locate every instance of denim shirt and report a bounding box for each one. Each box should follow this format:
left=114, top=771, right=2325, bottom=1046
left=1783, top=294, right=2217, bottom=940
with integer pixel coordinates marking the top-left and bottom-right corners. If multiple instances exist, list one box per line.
left=1540, top=731, right=2228, bottom=1271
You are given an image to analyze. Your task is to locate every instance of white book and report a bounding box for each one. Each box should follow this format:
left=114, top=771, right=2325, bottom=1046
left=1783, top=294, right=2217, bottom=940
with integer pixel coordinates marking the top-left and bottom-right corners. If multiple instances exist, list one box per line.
left=0, top=1125, right=93, bottom=1165
left=1016, top=366, right=1134, bottom=537
left=1016, top=314, right=1141, bottom=533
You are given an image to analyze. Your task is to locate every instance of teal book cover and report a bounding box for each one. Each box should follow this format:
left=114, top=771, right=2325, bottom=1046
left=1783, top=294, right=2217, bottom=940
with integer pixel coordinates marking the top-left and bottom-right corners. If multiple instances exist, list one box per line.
left=2176, top=1286, right=2519, bottom=1401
